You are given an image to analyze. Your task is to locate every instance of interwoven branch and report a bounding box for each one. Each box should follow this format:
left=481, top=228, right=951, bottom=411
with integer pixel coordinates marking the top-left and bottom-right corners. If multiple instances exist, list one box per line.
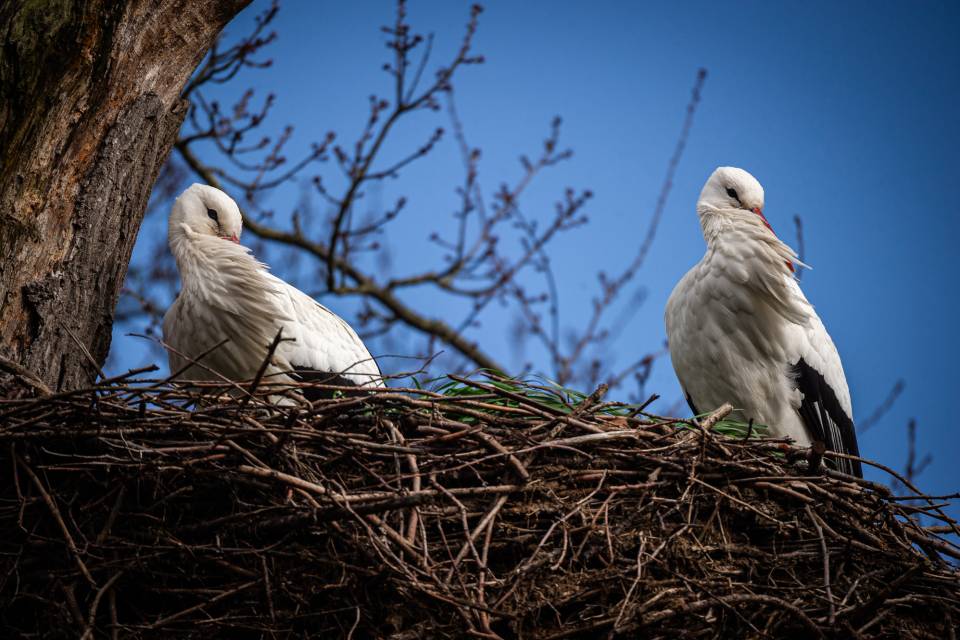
left=1, top=373, right=957, bottom=638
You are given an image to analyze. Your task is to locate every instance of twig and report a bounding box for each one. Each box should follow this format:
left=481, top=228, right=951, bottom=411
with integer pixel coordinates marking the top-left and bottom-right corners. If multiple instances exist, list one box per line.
left=699, top=403, right=733, bottom=430
left=806, top=505, right=836, bottom=624
left=0, top=355, right=53, bottom=395
left=15, top=453, right=96, bottom=586
left=80, top=571, right=125, bottom=640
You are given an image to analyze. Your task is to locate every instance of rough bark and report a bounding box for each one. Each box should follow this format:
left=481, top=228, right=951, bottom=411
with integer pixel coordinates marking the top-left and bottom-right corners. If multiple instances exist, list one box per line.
left=0, top=0, right=251, bottom=391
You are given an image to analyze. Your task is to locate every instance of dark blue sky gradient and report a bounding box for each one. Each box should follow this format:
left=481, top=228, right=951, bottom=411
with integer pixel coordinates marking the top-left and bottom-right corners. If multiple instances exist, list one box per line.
left=114, top=1, right=960, bottom=499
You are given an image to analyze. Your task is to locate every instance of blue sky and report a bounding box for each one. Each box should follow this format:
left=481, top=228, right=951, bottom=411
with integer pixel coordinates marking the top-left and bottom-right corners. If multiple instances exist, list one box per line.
left=114, top=1, right=959, bottom=499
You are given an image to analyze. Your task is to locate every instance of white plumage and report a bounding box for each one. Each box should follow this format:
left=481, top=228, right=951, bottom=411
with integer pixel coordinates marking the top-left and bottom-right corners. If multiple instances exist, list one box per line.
left=162, top=184, right=382, bottom=397
left=665, top=167, right=861, bottom=476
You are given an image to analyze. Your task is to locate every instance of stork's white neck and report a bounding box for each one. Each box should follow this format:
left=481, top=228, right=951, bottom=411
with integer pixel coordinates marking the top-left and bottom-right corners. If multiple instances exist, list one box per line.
left=170, top=226, right=217, bottom=282
left=696, top=206, right=803, bottom=277
left=169, top=223, right=272, bottom=304
left=697, top=206, right=764, bottom=243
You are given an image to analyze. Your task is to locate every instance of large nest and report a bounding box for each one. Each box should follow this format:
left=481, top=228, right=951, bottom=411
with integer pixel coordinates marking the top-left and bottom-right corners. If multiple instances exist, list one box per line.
left=0, top=372, right=957, bottom=639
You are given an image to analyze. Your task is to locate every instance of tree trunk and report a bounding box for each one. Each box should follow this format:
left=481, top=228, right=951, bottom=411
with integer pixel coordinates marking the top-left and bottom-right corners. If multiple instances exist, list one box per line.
left=0, top=0, right=251, bottom=391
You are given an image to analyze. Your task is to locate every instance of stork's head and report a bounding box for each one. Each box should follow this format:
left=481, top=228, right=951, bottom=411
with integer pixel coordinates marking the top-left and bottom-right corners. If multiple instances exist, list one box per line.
left=697, top=167, right=765, bottom=219
left=169, top=184, right=243, bottom=244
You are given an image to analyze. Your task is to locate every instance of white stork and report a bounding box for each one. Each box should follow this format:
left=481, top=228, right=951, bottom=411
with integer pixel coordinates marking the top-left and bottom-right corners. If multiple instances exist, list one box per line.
left=665, top=167, right=862, bottom=476
left=162, top=184, right=383, bottom=399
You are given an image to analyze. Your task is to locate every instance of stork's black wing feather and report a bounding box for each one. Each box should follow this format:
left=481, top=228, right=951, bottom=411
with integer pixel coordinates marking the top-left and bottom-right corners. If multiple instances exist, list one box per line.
left=792, top=358, right=862, bottom=477
left=292, top=367, right=364, bottom=401
left=685, top=393, right=700, bottom=418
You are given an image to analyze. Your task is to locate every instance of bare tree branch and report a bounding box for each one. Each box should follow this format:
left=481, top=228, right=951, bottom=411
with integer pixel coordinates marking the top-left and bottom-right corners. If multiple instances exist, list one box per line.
left=858, top=379, right=905, bottom=434
left=121, top=3, right=704, bottom=394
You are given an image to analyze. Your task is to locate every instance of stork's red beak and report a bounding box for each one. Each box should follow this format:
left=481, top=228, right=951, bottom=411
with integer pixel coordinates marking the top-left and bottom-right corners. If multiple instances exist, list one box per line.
left=752, top=207, right=774, bottom=232
left=752, top=207, right=795, bottom=272
left=229, top=234, right=240, bottom=244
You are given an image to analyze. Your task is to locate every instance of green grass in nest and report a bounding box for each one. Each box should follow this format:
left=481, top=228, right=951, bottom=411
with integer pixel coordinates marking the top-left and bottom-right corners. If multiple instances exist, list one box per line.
left=420, top=371, right=771, bottom=442
left=423, top=371, right=645, bottom=418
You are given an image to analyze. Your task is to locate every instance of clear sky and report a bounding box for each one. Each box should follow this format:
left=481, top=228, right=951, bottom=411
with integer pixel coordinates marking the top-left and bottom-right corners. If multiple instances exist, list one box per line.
left=113, top=1, right=960, bottom=500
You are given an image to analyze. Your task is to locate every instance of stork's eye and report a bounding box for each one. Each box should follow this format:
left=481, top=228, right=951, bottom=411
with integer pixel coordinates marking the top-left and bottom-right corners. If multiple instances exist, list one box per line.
left=207, top=208, right=219, bottom=222
left=725, top=187, right=740, bottom=201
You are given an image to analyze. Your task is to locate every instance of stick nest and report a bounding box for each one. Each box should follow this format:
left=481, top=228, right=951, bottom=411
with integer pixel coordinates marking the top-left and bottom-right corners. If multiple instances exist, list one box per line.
left=0, top=373, right=957, bottom=639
